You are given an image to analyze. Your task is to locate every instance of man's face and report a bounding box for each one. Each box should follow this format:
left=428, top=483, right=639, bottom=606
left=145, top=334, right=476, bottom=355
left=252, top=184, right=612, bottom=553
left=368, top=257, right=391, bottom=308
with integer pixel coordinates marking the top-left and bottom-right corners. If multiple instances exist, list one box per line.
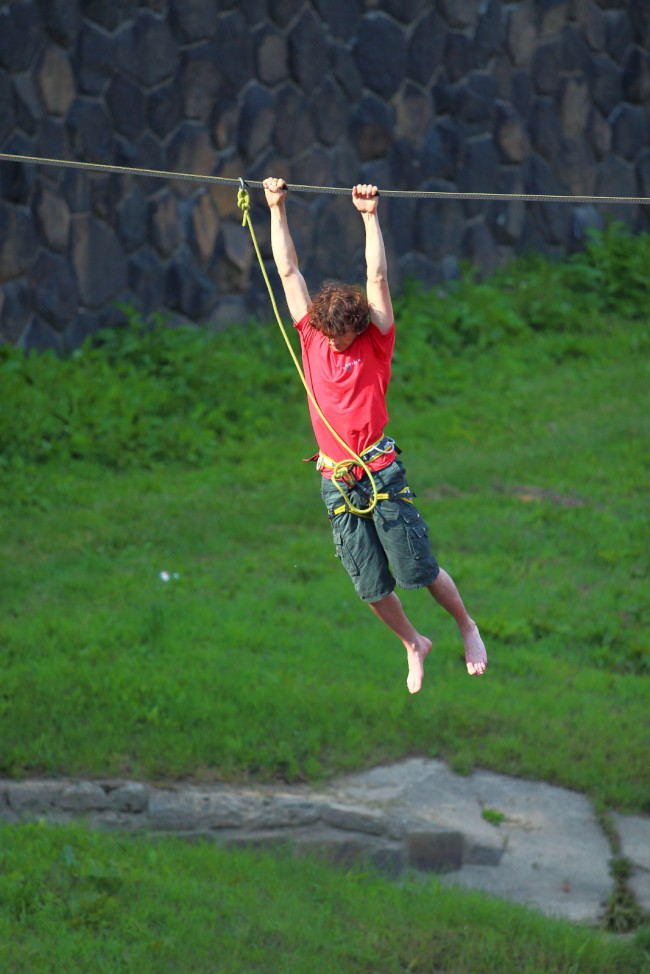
left=328, top=328, right=357, bottom=353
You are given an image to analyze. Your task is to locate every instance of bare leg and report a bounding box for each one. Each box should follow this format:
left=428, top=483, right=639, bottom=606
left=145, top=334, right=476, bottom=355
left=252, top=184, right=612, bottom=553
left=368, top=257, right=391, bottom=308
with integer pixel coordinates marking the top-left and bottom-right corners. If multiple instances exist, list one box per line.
left=368, top=592, right=432, bottom=694
left=428, top=569, right=487, bottom=676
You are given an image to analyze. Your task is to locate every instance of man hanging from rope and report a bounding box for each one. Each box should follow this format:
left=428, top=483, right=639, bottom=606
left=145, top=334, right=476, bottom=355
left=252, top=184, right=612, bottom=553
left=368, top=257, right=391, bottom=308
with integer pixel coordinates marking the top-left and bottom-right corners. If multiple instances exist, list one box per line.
left=263, top=176, right=487, bottom=692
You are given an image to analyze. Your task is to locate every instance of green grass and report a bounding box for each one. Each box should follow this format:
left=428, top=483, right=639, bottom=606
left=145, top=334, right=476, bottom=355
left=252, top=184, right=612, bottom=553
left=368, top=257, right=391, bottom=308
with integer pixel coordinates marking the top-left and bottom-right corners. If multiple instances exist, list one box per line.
left=1, top=822, right=648, bottom=974
left=1, top=321, right=647, bottom=809
left=1, top=224, right=649, bottom=969
left=0, top=224, right=648, bottom=812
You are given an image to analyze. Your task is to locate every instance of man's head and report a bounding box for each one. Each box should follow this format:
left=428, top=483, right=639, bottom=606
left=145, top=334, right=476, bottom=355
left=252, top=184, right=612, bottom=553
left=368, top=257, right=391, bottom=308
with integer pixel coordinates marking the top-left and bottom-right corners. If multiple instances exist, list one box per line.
left=309, top=282, right=369, bottom=352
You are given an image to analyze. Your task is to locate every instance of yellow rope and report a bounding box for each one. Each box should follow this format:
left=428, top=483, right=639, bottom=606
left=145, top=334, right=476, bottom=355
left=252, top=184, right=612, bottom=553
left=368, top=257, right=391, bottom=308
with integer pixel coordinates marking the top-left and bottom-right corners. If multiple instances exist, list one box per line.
left=237, top=182, right=379, bottom=517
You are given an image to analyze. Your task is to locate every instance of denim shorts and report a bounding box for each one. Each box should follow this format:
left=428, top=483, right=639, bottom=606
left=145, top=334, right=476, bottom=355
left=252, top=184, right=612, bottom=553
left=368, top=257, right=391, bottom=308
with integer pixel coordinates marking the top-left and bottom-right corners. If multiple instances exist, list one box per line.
left=320, top=460, right=440, bottom=603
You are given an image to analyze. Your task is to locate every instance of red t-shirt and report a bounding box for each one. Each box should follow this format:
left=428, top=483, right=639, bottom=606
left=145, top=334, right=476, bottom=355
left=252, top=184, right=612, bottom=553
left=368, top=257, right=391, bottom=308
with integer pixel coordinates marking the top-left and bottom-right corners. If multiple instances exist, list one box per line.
left=294, top=313, right=396, bottom=477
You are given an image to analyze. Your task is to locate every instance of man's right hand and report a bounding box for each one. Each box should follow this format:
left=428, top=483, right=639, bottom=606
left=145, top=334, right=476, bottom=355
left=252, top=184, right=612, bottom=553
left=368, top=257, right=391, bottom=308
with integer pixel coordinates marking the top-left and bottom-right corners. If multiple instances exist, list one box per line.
left=263, top=177, right=287, bottom=208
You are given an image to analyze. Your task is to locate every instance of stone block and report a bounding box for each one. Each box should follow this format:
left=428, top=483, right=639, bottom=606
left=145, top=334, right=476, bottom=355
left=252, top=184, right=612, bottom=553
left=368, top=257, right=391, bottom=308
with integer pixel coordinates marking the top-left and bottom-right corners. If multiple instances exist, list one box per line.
left=630, top=3, right=650, bottom=48
left=407, top=829, right=464, bottom=873
left=169, top=0, right=220, bottom=42
left=0, top=202, right=37, bottom=278
left=313, top=0, right=363, bottom=38
left=637, top=150, right=650, bottom=201
left=36, top=0, right=82, bottom=48
left=66, top=97, right=114, bottom=164
left=166, top=244, right=218, bottom=319
left=0, top=72, right=14, bottom=146
left=523, top=153, right=572, bottom=243
left=128, top=245, right=166, bottom=314
left=248, top=798, right=322, bottom=830
left=415, top=181, right=464, bottom=260
left=352, top=93, right=394, bottom=163
left=7, top=781, right=66, bottom=812
left=407, top=10, right=446, bottom=87
left=167, top=123, right=218, bottom=198
left=559, top=76, right=590, bottom=138
left=238, top=82, right=276, bottom=160
left=72, top=22, right=115, bottom=96
left=107, top=782, right=149, bottom=813
left=353, top=11, right=407, bottom=100
left=507, top=1, right=538, bottom=68
left=313, top=79, right=349, bottom=147
left=590, top=52, right=623, bottom=116
left=573, top=0, right=606, bottom=52
left=421, top=119, right=461, bottom=180
left=587, top=107, right=612, bottom=159
left=269, top=0, right=304, bottom=29
left=622, top=47, right=650, bottom=104
left=473, top=0, right=503, bottom=62
left=0, top=2, right=45, bottom=73
left=208, top=294, right=248, bottom=330
left=72, top=214, right=127, bottom=308
left=254, top=25, right=288, bottom=87
left=609, top=103, right=646, bottom=161
left=116, top=10, right=179, bottom=89
left=494, top=104, right=531, bottom=163
left=289, top=9, right=329, bottom=94
left=274, top=85, right=315, bottom=158
left=106, top=74, right=146, bottom=141
left=34, top=45, right=75, bottom=117
left=458, top=133, right=500, bottom=197
left=530, top=97, right=563, bottom=166
left=322, top=803, right=388, bottom=836
left=531, top=40, right=561, bottom=95
left=559, top=24, right=592, bottom=76
left=438, top=0, right=482, bottom=29
left=83, top=0, right=139, bottom=32
left=188, top=191, right=220, bottom=265
left=570, top=204, right=605, bottom=250
left=445, top=32, right=473, bottom=84
left=221, top=221, right=252, bottom=273
left=33, top=185, right=69, bottom=253
left=148, top=789, right=248, bottom=831
left=452, top=71, right=497, bottom=128
left=395, top=81, right=433, bottom=146
left=291, top=145, right=333, bottom=189
left=180, top=46, right=222, bottom=123
left=604, top=9, right=632, bottom=63
left=117, top=188, right=149, bottom=253
left=148, top=82, right=183, bottom=140
left=29, top=249, right=78, bottom=330
left=595, top=153, right=639, bottom=226
left=0, top=279, right=32, bottom=342
left=213, top=11, right=253, bottom=90
left=488, top=172, right=527, bottom=245
left=462, top=221, right=499, bottom=276
left=13, top=74, right=44, bottom=136
left=150, top=190, right=181, bottom=258
left=60, top=782, right=109, bottom=812
left=19, top=315, right=63, bottom=353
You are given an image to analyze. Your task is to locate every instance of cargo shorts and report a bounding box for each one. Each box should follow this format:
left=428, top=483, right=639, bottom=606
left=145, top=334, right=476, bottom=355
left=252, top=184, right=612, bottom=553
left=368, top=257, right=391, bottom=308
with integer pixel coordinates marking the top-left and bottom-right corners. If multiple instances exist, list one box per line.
left=320, top=459, right=440, bottom=603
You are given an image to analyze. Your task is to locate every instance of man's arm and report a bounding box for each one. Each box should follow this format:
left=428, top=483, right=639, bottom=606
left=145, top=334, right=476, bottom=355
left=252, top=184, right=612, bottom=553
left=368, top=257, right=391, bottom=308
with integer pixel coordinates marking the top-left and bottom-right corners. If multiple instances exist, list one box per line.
left=353, top=184, right=394, bottom=335
left=263, top=177, right=310, bottom=323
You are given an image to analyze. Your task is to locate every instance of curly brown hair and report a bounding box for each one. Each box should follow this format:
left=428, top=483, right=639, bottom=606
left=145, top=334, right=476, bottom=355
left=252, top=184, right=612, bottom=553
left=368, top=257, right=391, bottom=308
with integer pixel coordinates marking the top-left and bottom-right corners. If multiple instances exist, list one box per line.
left=309, top=282, right=370, bottom=338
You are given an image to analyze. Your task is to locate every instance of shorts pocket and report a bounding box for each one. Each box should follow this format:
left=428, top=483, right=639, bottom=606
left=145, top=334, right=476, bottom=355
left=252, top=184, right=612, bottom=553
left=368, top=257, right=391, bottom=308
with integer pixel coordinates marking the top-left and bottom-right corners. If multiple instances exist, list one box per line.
left=333, top=527, right=360, bottom=577
left=400, top=507, right=430, bottom=561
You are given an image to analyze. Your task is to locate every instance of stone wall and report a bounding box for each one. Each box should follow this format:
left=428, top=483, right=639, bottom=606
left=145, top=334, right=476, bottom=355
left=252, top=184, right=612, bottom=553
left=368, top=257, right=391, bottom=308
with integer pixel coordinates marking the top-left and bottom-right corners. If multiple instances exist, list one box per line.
left=0, top=0, right=648, bottom=351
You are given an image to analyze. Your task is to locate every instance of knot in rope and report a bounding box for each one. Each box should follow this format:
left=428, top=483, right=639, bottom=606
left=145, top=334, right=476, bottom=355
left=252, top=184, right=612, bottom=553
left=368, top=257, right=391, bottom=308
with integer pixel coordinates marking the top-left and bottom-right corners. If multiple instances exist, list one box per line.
left=237, top=179, right=251, bottom=227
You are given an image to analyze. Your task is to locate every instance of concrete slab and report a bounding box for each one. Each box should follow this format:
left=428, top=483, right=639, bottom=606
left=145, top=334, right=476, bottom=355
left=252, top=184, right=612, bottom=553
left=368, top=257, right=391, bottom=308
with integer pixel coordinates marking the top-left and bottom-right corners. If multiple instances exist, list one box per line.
left=329, top=758, right=614, bottom=923
left=613, top=812, right=650, bottom=915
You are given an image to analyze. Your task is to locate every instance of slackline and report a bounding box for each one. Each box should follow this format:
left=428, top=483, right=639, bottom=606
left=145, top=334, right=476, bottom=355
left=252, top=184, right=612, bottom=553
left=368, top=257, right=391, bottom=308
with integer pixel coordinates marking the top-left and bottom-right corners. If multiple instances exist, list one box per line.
left=0, top=151, right=648, bottom=206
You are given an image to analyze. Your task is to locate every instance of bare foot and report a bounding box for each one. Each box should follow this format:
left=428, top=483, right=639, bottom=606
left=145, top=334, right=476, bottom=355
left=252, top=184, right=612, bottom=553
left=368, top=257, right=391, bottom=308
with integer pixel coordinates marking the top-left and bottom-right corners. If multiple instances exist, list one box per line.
left=464, top=623, right=487, bottom=676
left=406, top=636, right=432, bottom=694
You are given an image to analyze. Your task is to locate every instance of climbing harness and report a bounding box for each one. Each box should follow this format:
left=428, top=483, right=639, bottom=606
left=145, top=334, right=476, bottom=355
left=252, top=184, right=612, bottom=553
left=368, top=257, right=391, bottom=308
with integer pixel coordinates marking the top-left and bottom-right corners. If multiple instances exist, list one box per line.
left=237, top=178, right=382, bottom=517
left=0, top=151, right=649, bottom=205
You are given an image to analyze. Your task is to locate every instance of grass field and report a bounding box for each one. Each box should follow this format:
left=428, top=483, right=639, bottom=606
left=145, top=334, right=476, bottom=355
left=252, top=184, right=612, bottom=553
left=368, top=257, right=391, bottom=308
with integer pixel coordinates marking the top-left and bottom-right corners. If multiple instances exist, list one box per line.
left=1, top=823, right=649, bottom=974
left=1, top=225, right=649, bottom=968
